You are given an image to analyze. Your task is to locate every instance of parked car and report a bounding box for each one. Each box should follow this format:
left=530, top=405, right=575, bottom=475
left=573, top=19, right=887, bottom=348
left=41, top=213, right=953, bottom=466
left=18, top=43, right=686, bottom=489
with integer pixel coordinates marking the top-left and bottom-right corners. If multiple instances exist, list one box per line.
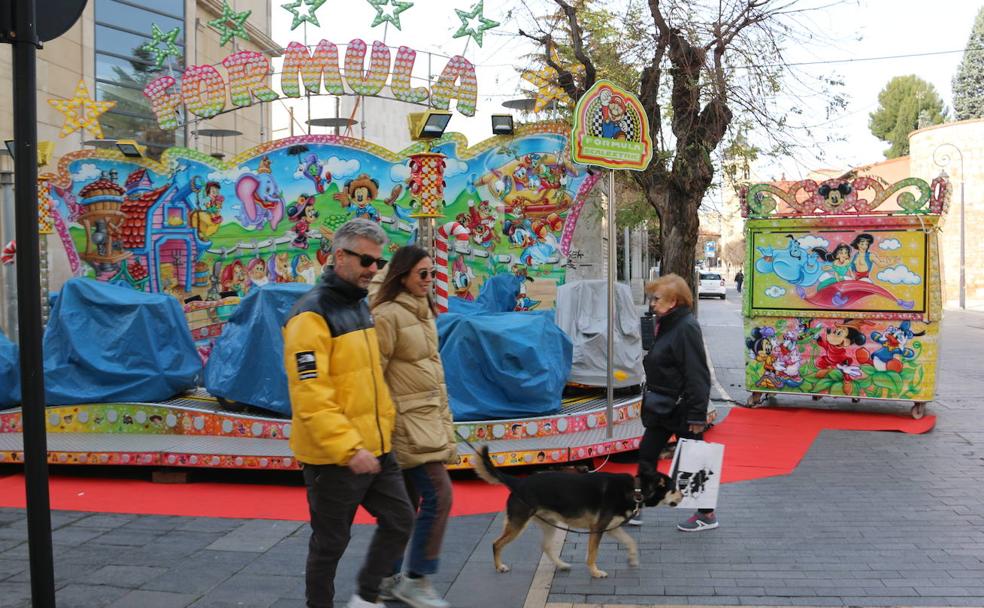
left=698, top=271, right=726, bottom=299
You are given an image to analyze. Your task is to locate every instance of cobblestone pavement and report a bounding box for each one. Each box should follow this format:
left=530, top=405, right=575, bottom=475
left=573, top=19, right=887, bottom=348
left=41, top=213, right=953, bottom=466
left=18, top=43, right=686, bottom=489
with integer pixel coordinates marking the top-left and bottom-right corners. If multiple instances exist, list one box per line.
left=2, top=288, right=983, bottom=608
left=547, top=290, right=984, bottom=607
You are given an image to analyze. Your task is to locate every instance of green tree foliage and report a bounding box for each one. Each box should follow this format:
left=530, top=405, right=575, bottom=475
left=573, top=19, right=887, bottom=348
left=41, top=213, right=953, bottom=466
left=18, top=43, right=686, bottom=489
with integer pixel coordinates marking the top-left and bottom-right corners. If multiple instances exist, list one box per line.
left=869, top=75, right=945, bottom=158
left=953, top=7, right=984, bottom=121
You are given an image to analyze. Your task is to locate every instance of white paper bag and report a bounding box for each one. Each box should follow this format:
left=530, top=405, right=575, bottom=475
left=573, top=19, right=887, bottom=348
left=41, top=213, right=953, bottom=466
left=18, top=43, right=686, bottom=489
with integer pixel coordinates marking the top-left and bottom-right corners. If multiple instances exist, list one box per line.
left=669, top=438, right=725, bottom=510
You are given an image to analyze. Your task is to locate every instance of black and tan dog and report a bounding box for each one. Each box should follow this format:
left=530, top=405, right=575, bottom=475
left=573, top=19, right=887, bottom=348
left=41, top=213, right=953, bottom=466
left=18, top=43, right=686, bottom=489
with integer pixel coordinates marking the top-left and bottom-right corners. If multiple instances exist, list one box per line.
left=473, top=445, right=683, bottom=578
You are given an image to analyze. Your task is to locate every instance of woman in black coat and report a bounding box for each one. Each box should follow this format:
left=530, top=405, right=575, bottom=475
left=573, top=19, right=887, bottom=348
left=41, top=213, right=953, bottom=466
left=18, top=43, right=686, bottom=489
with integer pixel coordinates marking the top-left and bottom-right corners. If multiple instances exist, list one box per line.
left=639, top=273, right=718, bottom=532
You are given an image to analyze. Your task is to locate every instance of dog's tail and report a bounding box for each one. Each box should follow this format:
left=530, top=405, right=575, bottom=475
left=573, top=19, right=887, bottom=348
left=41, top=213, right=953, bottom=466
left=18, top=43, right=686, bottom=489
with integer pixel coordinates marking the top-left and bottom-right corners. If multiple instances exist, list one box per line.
left=473, top=445, right=518, bottom=489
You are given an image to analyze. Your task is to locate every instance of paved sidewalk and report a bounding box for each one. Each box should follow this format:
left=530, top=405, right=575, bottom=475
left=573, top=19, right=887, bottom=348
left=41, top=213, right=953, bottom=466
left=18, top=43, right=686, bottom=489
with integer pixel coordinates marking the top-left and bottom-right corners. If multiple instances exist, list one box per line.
left=1, top=288, right=983, bottom=607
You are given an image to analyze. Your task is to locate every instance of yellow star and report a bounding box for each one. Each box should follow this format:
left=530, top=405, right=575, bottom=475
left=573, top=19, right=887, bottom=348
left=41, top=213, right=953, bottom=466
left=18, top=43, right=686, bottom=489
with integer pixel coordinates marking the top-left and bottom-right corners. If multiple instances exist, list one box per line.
left=521, top=51, right=584, bottom=112
left=48, top=80, right=116, bottom=139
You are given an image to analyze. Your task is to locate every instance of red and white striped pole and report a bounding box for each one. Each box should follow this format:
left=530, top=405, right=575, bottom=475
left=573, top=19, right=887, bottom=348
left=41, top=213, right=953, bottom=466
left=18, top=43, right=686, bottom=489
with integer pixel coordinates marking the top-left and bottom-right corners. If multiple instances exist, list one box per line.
left=434, top=220, right=469, bottom=312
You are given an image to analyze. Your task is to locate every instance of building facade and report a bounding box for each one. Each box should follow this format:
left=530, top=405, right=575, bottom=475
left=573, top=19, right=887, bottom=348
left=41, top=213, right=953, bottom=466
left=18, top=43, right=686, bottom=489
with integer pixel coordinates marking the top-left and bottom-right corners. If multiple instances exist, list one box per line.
left=0, top=0, right=278, bottom=169
left=909, top=119, right=984, bottom=306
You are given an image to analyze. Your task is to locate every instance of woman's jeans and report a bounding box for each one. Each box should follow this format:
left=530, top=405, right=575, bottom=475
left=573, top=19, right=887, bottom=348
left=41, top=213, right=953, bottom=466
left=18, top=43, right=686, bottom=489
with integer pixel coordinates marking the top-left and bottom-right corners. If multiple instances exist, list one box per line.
left=394, top=461, right=453, bottom=576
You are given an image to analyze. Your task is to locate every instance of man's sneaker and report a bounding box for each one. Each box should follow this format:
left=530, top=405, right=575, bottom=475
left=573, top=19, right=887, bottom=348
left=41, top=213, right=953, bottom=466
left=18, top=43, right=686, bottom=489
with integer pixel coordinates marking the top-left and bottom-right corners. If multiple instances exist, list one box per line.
left=378, top=573, right=401, bottom=601
left=345, top=593, right=385, bottom=608
left=392, top=576, right=451, bottom=608
left=677, top=511, right=719, bottom=532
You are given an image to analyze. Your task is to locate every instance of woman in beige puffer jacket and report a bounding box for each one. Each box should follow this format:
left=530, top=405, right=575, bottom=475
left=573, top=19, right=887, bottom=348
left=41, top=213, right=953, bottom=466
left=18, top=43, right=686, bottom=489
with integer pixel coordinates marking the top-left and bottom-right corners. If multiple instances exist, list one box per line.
left=370, top=245, right=455, bottom=608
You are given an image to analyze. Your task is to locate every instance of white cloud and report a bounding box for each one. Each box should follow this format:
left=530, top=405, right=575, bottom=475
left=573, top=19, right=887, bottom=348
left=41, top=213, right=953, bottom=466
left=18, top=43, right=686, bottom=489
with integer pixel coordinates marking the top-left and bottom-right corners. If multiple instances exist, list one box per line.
left=879, top=238, right=901, bottom=250
left=324, top=156, right=360, bottom=179
left=797, top=235, right=829, bottom=250
left=765, top=286, right=786, bottom=298
left=71, top=163, right=102, bottom=182
left=207, top=165, right=254, bottom=183
left=444, top=158, right=469, bottom=177
left=877, top=264, right=921, bottom=285
left=390, top=163, right=411, bottom=182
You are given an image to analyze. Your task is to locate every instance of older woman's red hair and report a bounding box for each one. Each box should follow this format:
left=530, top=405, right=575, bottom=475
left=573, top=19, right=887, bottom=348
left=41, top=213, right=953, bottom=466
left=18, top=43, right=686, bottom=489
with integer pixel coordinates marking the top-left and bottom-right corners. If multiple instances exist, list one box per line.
left=645, top=273, right=693, bottom=309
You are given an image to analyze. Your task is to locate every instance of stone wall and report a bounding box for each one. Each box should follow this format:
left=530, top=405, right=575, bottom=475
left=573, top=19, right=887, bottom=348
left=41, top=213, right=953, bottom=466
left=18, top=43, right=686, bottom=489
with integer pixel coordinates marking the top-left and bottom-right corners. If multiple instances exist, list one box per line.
left=909, top=119, right=984, bottom=305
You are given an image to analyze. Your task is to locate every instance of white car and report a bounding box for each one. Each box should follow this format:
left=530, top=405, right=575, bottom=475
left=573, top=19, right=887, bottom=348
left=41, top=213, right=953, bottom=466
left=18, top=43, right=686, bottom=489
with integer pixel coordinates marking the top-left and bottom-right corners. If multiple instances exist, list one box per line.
left=698, top=272, right=726, bottom=299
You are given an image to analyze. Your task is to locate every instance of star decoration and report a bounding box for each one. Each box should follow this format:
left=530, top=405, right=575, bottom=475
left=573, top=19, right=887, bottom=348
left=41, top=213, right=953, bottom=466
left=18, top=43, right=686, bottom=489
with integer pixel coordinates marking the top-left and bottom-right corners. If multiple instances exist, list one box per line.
left=521, top=51, right=585, bottom=112
left=140, top=24, right=182, bottom=68
left=48, top=80, right=116, bottom=139
left=452, top=0, right=499, bottom=47
left=281, top=0, right=326, bottom=30
left=208, top=1, right=251, bottom=47
left=366, top=0, right=414, bottom=30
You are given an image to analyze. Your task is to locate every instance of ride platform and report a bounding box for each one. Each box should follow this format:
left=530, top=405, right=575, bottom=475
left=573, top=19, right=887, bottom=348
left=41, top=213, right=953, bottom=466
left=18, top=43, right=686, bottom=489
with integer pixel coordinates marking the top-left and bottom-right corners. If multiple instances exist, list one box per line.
left=0, top=390, right=643, bottom=471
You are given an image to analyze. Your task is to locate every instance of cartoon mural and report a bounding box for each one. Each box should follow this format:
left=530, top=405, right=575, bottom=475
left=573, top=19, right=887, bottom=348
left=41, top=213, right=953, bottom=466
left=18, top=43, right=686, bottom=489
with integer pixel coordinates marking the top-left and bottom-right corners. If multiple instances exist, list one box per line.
left=744, top=317, right=937, bottom=401
left=751, top=227, right=927, bottom=313
left=38, top=123, right=599, bottom=360
left=740, top=176, right=948, bottom=417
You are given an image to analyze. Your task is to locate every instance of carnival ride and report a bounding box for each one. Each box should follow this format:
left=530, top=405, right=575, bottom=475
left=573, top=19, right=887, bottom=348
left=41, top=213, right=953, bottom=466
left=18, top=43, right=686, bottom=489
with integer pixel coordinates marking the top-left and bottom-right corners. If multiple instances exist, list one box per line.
left=0, top=123, right=649, bottom=472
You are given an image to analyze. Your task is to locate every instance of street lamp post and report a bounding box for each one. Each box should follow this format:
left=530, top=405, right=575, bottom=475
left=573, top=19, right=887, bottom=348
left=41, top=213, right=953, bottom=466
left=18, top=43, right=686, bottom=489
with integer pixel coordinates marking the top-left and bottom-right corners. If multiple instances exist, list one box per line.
left=933, top=143, right=966, bottom=310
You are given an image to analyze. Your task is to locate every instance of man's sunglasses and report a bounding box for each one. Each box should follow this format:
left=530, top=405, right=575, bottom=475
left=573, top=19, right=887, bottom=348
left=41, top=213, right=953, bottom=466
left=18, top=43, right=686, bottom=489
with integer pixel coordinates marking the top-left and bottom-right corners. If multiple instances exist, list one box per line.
left=341, top=248, right=387, bottom=268
left=417, top=268, right=438, bottom=279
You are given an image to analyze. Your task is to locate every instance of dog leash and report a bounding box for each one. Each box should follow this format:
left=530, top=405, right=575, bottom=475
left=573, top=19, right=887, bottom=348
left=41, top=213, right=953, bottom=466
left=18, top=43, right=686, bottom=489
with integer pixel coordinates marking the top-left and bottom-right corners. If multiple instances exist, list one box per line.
left=454, top=430, right=644, bottom=535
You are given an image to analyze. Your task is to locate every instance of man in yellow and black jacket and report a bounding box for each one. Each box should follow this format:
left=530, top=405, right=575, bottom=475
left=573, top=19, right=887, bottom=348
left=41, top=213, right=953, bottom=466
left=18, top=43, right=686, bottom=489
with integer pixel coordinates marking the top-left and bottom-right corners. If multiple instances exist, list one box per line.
left=283, top=218, right=413, bottom=608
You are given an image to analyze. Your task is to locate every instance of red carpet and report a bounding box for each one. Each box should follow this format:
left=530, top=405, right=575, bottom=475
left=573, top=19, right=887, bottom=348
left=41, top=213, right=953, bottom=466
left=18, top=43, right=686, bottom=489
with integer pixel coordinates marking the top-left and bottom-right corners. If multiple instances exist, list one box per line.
left=0, top=407, right=934, bottom=522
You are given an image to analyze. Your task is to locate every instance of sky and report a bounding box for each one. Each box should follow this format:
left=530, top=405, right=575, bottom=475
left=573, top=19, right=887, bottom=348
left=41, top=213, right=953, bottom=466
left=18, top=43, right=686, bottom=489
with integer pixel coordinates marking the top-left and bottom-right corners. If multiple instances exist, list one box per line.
left=268, top=0, right=982, bottom=178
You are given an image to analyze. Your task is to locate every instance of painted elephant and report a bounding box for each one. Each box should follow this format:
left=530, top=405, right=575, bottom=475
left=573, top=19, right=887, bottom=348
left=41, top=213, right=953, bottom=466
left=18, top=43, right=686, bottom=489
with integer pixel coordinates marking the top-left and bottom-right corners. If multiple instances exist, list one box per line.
left=236, top=161, right=285, bottom=231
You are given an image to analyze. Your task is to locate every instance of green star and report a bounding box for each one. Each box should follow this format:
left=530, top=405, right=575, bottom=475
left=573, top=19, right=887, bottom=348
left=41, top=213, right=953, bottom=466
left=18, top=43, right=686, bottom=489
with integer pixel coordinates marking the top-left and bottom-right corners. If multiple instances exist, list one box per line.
left=281, top=0, right=327, bottom=30
left=208, top=1, right=251, bottom=47
left=140, top=23, right=182, bottom=68
left=452, top=0, right=499, bottom=47
left=366, top=0, right=414, bottom=30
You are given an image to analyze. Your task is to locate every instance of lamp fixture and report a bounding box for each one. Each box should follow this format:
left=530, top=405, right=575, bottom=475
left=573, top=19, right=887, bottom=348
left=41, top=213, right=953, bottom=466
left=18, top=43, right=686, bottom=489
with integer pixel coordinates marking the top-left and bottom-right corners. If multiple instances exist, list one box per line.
left=407, top=111, right=452, bottom=141
left=491, top=114, right=514, bottom=136
left=3, top=140, right=55, bottom=165
left=115, top=139, right=144, bottom=158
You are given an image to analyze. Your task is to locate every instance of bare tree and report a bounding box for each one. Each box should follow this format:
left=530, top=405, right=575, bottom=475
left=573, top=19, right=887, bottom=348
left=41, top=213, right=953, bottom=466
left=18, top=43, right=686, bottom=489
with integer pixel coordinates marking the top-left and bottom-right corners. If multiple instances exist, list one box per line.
left=519, top=0, right=846, bottom=289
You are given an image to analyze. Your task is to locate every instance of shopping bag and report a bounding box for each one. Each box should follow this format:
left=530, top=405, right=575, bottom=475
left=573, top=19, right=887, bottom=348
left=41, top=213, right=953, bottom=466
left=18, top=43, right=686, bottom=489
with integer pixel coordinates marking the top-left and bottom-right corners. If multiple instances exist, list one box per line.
left=669, top=438, right=725, bottom=510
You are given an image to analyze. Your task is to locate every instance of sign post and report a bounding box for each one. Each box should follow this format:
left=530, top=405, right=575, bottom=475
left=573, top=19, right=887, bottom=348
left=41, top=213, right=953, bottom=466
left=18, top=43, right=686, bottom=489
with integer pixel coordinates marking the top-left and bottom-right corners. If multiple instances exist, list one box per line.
left=1, top=1, right=88, bottom=605
left=571, top=80, right=653, bottom=439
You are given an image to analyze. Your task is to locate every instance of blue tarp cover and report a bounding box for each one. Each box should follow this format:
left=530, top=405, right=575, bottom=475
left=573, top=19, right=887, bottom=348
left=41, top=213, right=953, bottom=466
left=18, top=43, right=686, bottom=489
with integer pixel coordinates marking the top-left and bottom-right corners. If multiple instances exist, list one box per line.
left=43, top=278, right=202, bottom=405
left=447, top=273, right=523, bottom=315
left=204, top=283, right=312, bottom=416
left=437, top=309, right=573, bottom=422
left=0, top=331, right=19, bottom=408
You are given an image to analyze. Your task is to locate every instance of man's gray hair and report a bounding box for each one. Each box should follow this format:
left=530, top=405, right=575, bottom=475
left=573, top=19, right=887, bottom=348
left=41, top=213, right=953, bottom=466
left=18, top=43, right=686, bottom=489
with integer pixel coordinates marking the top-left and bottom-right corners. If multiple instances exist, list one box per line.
left=331, top=218, right=388, bottom=254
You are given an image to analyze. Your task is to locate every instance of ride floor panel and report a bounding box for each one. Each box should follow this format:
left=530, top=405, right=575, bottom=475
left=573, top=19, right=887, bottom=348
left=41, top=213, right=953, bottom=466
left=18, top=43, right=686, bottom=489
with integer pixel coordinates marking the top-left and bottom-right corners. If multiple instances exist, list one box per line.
left=0, top=392, right=644, bottom=470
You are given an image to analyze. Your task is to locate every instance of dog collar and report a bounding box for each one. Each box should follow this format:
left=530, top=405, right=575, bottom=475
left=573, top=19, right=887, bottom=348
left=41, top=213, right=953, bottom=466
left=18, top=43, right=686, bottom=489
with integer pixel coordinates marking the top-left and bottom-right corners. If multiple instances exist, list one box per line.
left=633, top=478, right=644, bottom=505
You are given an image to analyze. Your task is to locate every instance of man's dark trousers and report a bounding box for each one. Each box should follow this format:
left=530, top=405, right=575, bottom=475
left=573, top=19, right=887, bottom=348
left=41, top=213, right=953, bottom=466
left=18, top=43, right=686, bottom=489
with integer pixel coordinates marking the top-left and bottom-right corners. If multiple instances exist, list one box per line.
left=302, top=452, right=414, bottom=608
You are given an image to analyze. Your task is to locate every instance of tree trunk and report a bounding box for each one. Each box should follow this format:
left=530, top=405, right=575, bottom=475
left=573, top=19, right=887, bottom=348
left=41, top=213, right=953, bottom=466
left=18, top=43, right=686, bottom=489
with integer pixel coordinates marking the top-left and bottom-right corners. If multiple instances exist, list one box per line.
left=658, top=189, right=701, bottom=288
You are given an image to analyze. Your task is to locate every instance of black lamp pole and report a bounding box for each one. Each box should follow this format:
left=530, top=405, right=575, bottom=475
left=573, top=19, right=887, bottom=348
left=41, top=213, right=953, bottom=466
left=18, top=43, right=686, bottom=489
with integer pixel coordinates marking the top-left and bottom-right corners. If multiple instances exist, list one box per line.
left=5, top=0, right=56, bottom=605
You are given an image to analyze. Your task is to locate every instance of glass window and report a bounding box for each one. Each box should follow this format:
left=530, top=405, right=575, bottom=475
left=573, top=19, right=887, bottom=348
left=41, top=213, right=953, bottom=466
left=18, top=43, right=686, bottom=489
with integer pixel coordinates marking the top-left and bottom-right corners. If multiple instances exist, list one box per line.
left=701, top=273, right=721, bottom=281
left=94, top=0, right=185, bottom=158
left=96, top=0, right=184, bottom=21
left=96, top=53, right=167, bottom=88
left=96, top=0, right=184, bottom=34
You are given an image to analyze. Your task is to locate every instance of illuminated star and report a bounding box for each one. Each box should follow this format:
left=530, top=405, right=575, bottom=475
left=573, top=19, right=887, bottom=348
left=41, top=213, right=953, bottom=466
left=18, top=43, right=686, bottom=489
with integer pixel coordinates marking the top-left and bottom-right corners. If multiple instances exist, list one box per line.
left=366, top=0, right=414, bottom=30
left=452, top=0, right=499, bottom=47
left=48, top=80, right=116, bottom=139
left=140, top=24, right=182, bottom=68
left=521, top=51, right=585, bottom=111
left=208, top=1, right=251, bottom=47
left=281, top=0, right=327, bottom=30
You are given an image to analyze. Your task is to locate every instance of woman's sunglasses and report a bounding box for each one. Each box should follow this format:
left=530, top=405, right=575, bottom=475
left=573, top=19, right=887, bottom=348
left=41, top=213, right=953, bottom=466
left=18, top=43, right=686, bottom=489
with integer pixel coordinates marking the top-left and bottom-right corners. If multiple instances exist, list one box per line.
left=342, top=248, right=387, bottom=268
left=417, top=268, right=438, bottom=279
